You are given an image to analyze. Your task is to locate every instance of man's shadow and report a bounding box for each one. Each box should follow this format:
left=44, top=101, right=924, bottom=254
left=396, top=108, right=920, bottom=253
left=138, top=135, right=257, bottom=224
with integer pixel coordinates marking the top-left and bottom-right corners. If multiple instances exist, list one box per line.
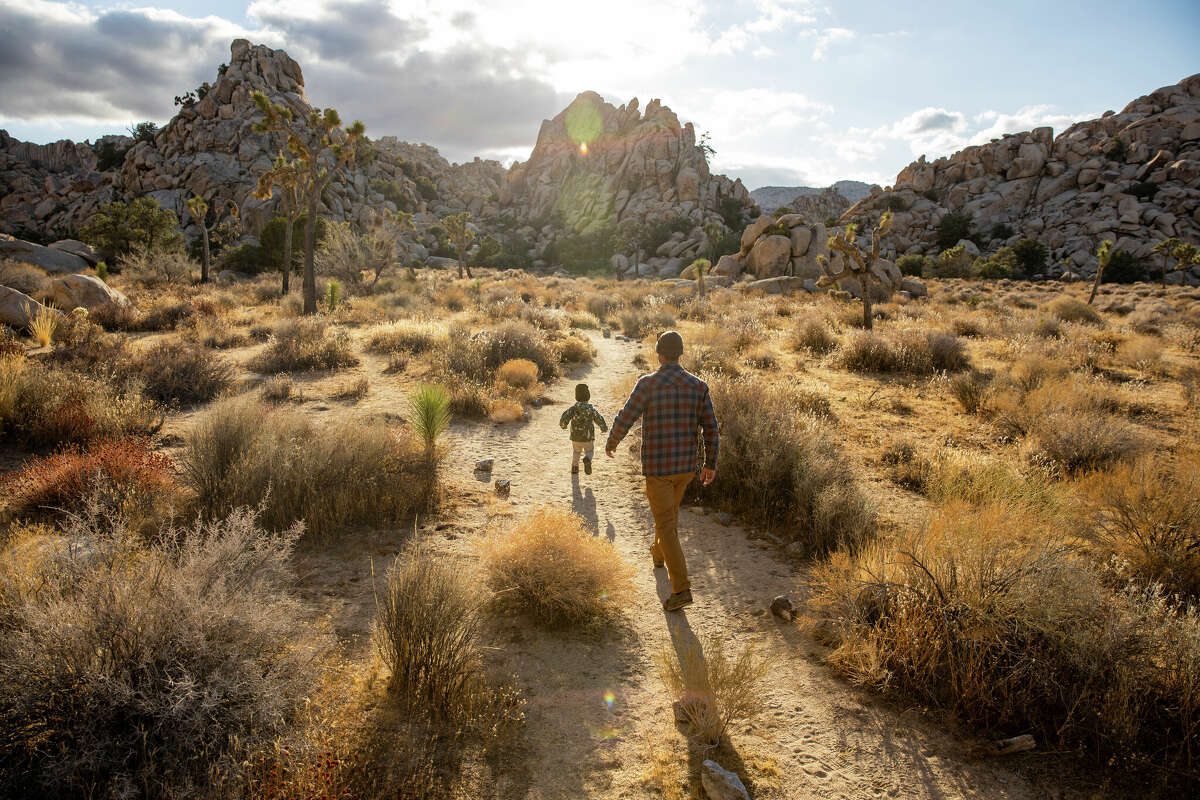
left=661, top=588, right=755, bottom=797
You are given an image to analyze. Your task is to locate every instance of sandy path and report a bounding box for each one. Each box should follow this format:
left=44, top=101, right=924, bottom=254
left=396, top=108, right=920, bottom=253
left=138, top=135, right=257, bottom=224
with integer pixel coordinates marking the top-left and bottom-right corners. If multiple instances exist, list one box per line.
left=446, top=333, right=1065, bottom=800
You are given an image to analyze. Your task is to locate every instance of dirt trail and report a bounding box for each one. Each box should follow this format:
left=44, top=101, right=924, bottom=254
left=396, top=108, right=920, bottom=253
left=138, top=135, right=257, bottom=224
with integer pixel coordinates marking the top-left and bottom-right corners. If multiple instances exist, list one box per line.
left=447, top=333, right=1062, bottom=800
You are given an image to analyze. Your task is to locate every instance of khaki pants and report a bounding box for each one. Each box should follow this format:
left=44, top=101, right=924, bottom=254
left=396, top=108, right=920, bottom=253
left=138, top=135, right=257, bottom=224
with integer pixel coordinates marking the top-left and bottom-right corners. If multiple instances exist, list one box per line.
left=571, top=440, right=594, bottom=469
left=645, top=472, right=694, bottom=594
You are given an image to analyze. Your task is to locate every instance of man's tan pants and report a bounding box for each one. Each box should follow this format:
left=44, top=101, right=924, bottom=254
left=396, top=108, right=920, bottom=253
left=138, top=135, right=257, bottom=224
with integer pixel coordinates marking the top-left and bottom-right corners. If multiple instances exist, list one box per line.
left=645, top=472, right=694, bottom=594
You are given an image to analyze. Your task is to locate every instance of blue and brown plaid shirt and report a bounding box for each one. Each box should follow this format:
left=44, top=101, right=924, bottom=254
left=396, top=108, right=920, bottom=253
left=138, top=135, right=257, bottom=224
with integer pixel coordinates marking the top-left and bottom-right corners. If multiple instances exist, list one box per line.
left=606, top=363, right=719, bottom=477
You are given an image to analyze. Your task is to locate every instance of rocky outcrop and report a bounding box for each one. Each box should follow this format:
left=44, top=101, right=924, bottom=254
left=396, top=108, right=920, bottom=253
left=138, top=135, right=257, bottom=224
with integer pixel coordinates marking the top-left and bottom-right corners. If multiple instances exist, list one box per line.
left=0, top=233, right=89, bottom=273
left=0, top=285, right=63, bottom=330
left=841, top=72, right=1200, bottom=284
left=751, top=180, right=873, bottom=213
left=0, top=40, right=506, bottom=258
left=501, top=92, right=756, bottom=277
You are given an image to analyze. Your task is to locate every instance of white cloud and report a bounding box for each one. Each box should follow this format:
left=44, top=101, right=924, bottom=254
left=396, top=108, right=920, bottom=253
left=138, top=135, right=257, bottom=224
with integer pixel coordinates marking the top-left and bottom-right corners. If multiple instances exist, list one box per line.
left=812, top=27, right=855, bottom=61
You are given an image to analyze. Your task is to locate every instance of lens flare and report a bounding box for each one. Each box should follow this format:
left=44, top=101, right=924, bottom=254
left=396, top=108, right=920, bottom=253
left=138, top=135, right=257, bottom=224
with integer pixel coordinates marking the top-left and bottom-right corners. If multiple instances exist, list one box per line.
left=604, top=691, right=615, bottom=709
left=579, top=141, right=589, bottom=156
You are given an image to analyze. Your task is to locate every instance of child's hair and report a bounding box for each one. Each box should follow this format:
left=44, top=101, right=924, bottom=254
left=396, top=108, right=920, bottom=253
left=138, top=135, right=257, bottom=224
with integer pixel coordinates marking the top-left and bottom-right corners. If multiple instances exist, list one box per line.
left=575, top=383, right=590, bottom=402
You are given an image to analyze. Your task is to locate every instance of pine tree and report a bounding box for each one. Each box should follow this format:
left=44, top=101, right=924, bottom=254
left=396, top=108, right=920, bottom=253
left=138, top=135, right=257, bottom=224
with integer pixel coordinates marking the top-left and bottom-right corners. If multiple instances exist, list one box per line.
left=185, top=195, right=238, bottom=284
left=817, top=211, right=894, bottom=330
left=252, top=92, right=366, bottom=314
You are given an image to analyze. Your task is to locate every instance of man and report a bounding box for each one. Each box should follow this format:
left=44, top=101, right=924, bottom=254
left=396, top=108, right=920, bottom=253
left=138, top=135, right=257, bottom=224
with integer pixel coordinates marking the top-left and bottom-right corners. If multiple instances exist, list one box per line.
left=606, top=330, right=719, bottom=612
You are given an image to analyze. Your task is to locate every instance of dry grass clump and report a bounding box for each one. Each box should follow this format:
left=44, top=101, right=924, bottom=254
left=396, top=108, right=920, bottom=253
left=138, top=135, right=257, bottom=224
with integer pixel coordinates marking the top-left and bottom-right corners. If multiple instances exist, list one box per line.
left=1079, top=453, right=1200, bottom=601
left=496, top=358, right=539, bottom=390
left=374, top=546, right=483, bottom=715
left=438, top=321, right=561, bottom=384
left=27, top=302, right=58, bottom=347
left=568, top=310, right=601, bottom=329
left=809, top=500, right=1200, bottom=787
left=1, top=438, right=175, bottom=526
left=261, top=373, right=295, bottom=403
left=182, top=399, right=435, bottom=539
left=947, top=370, right=991, bottom=414
left=792, top=316, right=839, bottom=355
left=0, top=506, right=323, bottom=799
left=128, top=340, right=234, bottom=405
left=1044, top=296, right=1104, bottom=325
left=0, top=354, right=161, bottom=448
left=557, top=331, right=595, bottom=364
left=488, top=397, right=525, bottom=423
left=366, top=320, right=447, bottom=355
left=657, top=634, right=769, bottom=749
left=620, top=305, right=677, bottom=339
left=442, top=374, right=490, bottom=419
left=0, top=259, right=50, bottom=297
left=480, top=506, right=633, bottom=627
left=250, top=318, right=360, bottom=373
left=705, top=374, right=875, bottom=556
left=836, top=328, right=970, bottom=374
left=331, top=375, right=370, bottom=401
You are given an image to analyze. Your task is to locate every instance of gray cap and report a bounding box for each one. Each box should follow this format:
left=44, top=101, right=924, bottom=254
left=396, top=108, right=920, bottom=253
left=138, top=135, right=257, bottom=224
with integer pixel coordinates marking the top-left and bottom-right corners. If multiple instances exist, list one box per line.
left=656, top=330, right=684, bottom=359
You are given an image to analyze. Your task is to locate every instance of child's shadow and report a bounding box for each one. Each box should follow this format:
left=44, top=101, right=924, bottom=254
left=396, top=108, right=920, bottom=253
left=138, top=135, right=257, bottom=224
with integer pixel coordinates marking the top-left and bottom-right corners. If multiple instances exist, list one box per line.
left=570, top=474, right=602, bottom=537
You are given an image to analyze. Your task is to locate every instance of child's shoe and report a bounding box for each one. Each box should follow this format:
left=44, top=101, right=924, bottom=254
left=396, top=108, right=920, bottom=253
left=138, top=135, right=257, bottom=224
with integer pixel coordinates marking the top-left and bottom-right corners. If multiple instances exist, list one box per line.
left=583, top=457, right=592, bottom=475
left=571, top=466, right=579, bottom=474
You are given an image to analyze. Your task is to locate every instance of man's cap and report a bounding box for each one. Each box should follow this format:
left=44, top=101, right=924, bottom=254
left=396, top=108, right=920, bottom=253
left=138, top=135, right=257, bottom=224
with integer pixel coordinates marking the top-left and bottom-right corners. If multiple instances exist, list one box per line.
left=575, top=383, right=590, bottom=401
left=656, top=330, right=684, bottom=359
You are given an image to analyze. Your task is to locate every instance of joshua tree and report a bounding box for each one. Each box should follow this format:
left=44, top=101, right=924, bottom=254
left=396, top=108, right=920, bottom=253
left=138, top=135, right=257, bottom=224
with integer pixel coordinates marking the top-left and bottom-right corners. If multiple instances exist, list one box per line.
left=1088, top=239, right=1114, bottom=305
left=1173, top=242, right=1199, bottom=281
left=817, top=211, right=894, bottom=330
left=255, top=153, right=306, bottom=294
left=1152, top=237, right=1181, bottom=288
left=690, top=258, right=711, bottom=298
left=442, top=211, right=475, bottom=278
left=185, top=194, right=238, bottom=284
left=252, top=91, right=366, bottom=314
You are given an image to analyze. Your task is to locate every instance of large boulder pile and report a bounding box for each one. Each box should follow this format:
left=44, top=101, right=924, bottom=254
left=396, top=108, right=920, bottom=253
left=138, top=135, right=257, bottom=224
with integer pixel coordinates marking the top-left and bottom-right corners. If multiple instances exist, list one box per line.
left=841, top=72, right=1200, bottom=283
left=0, top=40, right=506, bottom=254
left=500, top=91, right=756, bottom=277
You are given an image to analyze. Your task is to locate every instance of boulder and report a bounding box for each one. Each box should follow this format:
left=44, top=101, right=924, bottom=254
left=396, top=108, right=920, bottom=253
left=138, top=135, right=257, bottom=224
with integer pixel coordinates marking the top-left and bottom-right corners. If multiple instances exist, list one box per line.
left=789, top=225, right=813, bottom=257
left=48, top=239, right=101, bottom=266
left=0, top=285, right=64, bottom=329
left=746, top=276, right=807, bottom=295
left=701, top=760, right=749, bottom=800
left=46, top=274, right=129, bottom=314
left=426, top=256, right=459, bottom=270
left=739, top=215, right=775, bottom=254
left=0, top=234, right=89, bottom=274
left=712, top=253, right=744, bottom=278
left=899, top=277, right=928, bottom=298
left=775, top=213, right=807, bottom=228
left=745, top=234, right=792, bottom=277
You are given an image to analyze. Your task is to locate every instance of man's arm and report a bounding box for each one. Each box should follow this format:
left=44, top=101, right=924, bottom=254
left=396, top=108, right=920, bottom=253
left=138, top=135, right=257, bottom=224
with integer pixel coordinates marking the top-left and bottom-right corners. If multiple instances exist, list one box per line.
left=605, top=378, right=647, bottom=455
left=698, top=385, right=719, bottom=484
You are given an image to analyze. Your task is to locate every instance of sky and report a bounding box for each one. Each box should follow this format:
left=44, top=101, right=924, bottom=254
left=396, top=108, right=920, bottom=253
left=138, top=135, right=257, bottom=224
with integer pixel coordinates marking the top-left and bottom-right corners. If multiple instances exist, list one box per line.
left=1, top=0, right=1197, bottom=189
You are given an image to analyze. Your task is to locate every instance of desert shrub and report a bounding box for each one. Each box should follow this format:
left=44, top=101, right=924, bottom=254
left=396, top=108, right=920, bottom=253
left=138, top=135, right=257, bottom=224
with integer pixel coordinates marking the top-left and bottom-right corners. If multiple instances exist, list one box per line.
left=557, top=332, right=595, bottom=364
left=479, top=321, right=560, bottom=380
left=128, top=340, right=234, bottom=405
left=1044, top=296, right=1103, bottom=325
left=881, top=440, right=931, bottom=492
left=366, top=320, right=447, bottom=355
left=896, top=253, right=930, bottom=277
left=115, top=246, right=194, bottom=286
left=1104, top=249, right=1147, bottom=284
left=836, top=329, right=969, bottom=374
left=0, top=355, right=161, bottom=448
left=656, top=634, right=768, bottom=749
left=182, top=399, right=434, bottom=539
left=260, top=373, right=294, bottom=403
left=442, top=375, right=490, bottom=419
left=950, top=313, right=988, bottom=338
left=1079, top=453, right=1200, bottom=600
left=1012, top=238, right=1048, bottom=275
left=80, top=197, right=182, bottom=259
left=479, top=506, right=633, bottom=627
left=568, top=310, right=600, bottom=329
left=619, top=306, right=676, bottom=339
left=250, top=318, right=360, bottom=373
left=0, top=438, right=175, bottom=524
left=0, top=507, right=322, bottom=799
left=947, top=370, right=991, bottom=413
left=937, top=212, right=973, bottom=249
left=809, top=501, right=1200, bottom=787
left=970, top=247, right=1017, bottom=279
left=792, top=316, right=839, bottom=355
left=0, top=259, right=49, bottom=297
left=496, top=358, right=538, bottom=390
left=931, top=245, right=972, bottom=277
left=488, top=398, right=525, bottom=423
left=585, top=293, right=623, bottom=321
left=331, top=375, right=369, bottom=401
left=374, top=546, right=482, bottom=714
left=705, top=374, right=875, bottom=555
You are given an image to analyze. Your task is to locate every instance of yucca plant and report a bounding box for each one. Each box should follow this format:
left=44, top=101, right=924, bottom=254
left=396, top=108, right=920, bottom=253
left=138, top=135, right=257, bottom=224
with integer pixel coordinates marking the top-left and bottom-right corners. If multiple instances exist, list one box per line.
left=690, top=257, right=711, bottom=298
left=28, top=304, right=57, bottom=347
left=1088, top=239, right=1114, bottom=305
left=325, top=280, right=340, bottom=313
left=410, top=383, right=450, bottom=456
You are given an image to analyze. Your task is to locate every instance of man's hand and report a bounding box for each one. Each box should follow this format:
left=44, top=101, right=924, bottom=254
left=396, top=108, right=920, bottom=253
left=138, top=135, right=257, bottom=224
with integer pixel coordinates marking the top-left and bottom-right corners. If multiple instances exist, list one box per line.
left=606, top=449, right=616, bottom=459
left=700, top=467, right=716, bottom=486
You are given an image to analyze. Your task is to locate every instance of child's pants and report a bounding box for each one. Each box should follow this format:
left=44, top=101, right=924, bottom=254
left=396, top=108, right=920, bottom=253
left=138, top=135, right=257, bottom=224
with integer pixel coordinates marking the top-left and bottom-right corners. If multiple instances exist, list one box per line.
left=571, top=441, right=594, bottom=468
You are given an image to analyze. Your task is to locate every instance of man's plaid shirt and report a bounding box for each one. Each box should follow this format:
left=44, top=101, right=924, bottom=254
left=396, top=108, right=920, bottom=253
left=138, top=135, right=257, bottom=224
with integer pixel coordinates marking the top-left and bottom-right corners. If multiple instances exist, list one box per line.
left=606, top=363, right=719, bottom=477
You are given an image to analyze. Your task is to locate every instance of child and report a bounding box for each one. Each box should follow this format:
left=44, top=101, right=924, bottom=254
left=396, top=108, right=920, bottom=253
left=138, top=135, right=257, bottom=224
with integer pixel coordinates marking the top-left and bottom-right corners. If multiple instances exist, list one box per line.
left=560, top=383, right=607, bottom=475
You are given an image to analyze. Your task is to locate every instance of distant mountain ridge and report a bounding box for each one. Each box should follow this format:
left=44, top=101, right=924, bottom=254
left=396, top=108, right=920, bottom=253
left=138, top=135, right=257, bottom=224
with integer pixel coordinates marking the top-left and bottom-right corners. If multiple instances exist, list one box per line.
left=751, top=180, right=874, bottom=213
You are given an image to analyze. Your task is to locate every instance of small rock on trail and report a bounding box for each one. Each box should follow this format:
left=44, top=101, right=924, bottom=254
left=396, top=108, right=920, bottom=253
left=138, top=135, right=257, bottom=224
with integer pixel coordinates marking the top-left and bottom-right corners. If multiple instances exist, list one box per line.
left=701, top=759, right=749, bottom=800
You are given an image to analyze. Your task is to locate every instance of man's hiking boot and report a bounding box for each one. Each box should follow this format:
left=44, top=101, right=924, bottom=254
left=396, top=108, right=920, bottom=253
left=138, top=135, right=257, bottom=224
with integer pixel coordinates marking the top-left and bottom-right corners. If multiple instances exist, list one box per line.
left=583, top=457, right=592, bottom=475
left=663, top=589, right=693, bottom=612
